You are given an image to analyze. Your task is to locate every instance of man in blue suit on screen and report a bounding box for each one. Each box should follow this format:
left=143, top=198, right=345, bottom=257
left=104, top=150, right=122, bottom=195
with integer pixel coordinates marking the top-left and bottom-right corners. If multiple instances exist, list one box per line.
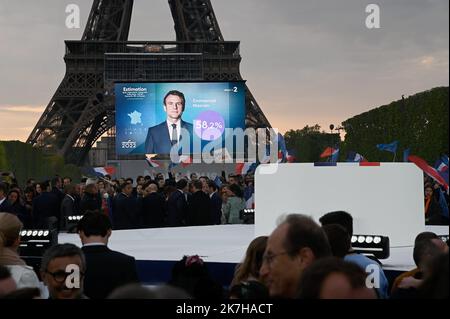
left=144, top=90, right=194, bottom=154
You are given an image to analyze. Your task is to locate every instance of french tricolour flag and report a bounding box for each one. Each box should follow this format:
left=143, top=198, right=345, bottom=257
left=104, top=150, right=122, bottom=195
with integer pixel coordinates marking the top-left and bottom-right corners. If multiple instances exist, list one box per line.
left=236, top=162, right=257, bottom=175
left=409, top=155, right=449, bottom=192
left=93, top=166, right=116, bottom=176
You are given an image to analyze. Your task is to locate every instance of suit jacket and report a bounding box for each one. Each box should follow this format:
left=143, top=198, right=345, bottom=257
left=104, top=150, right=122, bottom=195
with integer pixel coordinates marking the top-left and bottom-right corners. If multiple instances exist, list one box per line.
left=80, top=192, right=102, bottom=214
left=187, top=191, right=212, bottom=226
left=60, top=195, right=77, bottom=230
left=32, top=192, right=60, bottom=228
left=167, top=190, right=188, bottom=227
left=210, top=192, right=223, bottom=225
left=113, top=193, right=140, bottom=230
left=141, top=192, right=166, bottom=228
left=0, top=198, right=11, bottom=213
left=81, top=245, right=139, bottom=299
left=144, top=120, right=193, bottom=154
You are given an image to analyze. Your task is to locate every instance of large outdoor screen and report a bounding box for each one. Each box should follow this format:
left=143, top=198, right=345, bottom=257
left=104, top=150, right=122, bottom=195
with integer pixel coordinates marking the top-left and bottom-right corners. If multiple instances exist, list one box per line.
left=115, top=82, right=246, bottom=156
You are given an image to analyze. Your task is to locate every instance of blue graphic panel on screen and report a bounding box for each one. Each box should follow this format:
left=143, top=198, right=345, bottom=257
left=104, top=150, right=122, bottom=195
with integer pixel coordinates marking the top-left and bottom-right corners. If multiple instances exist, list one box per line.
left=115, top=82, right=245, bottom=156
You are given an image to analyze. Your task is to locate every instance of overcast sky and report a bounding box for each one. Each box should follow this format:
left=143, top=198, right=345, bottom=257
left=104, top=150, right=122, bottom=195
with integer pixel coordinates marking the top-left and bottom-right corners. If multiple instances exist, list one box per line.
left=0, top=0, right=448, bottom=141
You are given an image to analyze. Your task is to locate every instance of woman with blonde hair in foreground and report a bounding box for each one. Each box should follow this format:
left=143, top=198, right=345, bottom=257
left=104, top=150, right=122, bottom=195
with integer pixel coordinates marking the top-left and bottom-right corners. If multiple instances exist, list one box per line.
left=0, top=213, right=42, bottom=295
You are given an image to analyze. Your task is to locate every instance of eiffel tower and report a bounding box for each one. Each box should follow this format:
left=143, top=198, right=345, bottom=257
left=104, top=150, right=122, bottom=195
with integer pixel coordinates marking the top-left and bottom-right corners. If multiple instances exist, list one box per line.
left=27, top=0, right=271, bottom=165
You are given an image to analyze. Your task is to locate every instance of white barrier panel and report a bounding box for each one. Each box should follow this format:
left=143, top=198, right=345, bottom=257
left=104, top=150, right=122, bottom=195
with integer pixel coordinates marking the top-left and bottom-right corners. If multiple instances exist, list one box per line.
left=255, top=163, right=425, bottom=247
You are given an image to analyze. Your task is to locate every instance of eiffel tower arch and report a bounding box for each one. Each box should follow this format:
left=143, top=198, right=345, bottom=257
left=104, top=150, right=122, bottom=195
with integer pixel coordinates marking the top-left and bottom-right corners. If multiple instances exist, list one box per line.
left=27, top=0, right=271, bottom=165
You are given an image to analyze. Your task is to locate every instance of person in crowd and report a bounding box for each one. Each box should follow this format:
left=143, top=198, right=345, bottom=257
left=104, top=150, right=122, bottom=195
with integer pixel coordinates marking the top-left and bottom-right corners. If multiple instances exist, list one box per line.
left=25, top=179, right=35, bottom=188
left=40, top=243, right=87, bottom=299
left=230, top=236, right=268, bottom=288
left=7, top=189, right=31, bottom=228
left=78, top=212, right=139, bottom=299
left=219, top=185, right=230, bottom=202
left=0, top=213, right=41, bottom=294
left=228, top=174, right=238, bottom=186
left=63, top=177, right=72, bottom=188
left=60, top=183, right=79, bottom=231
left=297, top=257, right=378, bottom=299
left=222, top=184, right=246, bottom=224
left=391, top=232, right=448, bottom=297
left=156, top=177, right=166, bottom=193
left=113, top=183, right=140, bottom=230
left=198, top=176, right=209, bottom=193
left=34, top=183, right=42, bottom=196
left=322, top=224, right=351, bottom=258
left=424, top=184, right=446, bottom=225
left=136, top=176, right=145, bottom=186
left=207, top=180, right=222, bottom=225
left=166, top=179, right=189, bottom=227
left=136, top=184, right=144, bottom=198
left=23, top=187, right=35, bottom=227
left=141, top=183, right=166, bottom=228
left=168, top=255, right=223, bottom=299
left=391, top=232, right=442, bottom=293
left=416, top=252, right=448, bottom=299
left=80, top=183, right=102, bottom=215
left=0, top=265, right=17, bottom=298
left=260, top=214, right=331, bottom=298
left=243, top=174, right=254, bottom=203
left=163, top=185, right=177, bottom=201
left=190, top=173, right=198, bottom=181
left=32, top=180, right=60, bottom=229
left=319, top=210, right=389, bottom=298
left=187, top=180, right=212, bottom=226
left=51, top=176, right=65, bottom=209
left=0, top=182, right=10, bottom=212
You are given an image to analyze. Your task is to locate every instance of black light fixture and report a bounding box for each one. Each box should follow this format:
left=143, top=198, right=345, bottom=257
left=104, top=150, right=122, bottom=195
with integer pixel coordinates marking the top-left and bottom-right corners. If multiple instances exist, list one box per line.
left=240, top=209, right=255, bottom=224
left=19, top=229, right=57, bottom=256
left=351, top=234, right=390, bottom=259
left=65, top=215, right=84, bottom=233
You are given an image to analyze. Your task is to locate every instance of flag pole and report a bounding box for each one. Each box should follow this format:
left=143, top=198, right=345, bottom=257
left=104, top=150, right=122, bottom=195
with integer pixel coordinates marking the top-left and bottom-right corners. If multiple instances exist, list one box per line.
left=393, top=151, right=396, bottom=162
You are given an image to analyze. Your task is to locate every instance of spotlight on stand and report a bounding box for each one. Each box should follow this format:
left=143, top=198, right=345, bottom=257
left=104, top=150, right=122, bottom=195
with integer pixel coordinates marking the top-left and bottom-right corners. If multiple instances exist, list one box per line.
left=19, top=228, right=58, bottom=272
left=65, top=215, right=84, bottom=233
left=351, top=234, right=390, bottom=259
left=240, top=209, right=255, bottom=224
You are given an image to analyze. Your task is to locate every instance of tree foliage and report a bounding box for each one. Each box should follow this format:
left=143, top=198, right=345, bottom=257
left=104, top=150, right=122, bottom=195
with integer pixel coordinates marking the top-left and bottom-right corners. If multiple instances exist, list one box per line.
left=341, top=87, right=449, bottom=163
left=284, top=125, right=340, bottom=162
left=0, top=141, right=81, bottom=186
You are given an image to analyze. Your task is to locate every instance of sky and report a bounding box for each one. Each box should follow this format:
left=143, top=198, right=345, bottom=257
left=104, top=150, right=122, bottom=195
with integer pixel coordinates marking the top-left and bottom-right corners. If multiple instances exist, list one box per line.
left=0, top=0, right=448, bottom=141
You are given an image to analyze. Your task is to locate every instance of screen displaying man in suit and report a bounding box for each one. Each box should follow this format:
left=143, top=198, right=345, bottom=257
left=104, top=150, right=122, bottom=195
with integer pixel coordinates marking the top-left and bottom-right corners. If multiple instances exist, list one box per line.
left=144, top=90, right=194, bottom=154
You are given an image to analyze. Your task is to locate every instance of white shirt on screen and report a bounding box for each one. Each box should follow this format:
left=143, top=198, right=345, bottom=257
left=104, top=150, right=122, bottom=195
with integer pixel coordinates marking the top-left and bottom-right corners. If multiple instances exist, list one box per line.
left=166, top=120, right=181, bottom=142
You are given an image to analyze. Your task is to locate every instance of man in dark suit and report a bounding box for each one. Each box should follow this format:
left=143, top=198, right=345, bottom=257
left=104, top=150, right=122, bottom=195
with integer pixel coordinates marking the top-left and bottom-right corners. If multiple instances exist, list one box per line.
left=207, top=180, right=223, bottom=225
left=78, top=212, right=139, bottom=299
left=187, top=180, right=212, bottom=226
left=0, top=183, right=11, bottom=213
left=167, top=179, right=189, bottom=227
left=141, top=183, right=166, bottom=228
left=112, top=183, right=140, bottom=230
left=60, top=183, right=79, bottom=231
left=32, top=180, right=60, bottom=228
left=144, top=90, right=194, bottom=154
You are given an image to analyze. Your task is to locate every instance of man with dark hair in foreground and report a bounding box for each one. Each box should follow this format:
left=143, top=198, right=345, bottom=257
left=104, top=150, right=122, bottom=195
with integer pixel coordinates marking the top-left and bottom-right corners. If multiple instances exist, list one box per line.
left=78, top=212, right=139, bottom=299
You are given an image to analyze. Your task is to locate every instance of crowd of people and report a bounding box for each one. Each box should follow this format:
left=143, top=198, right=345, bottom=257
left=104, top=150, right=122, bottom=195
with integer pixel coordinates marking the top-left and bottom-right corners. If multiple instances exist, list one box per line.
left=0, top=171, right=448, bottom=299
left=0, top=172, right=253, bottom=232
left=0, top=209, right=448, bottom=299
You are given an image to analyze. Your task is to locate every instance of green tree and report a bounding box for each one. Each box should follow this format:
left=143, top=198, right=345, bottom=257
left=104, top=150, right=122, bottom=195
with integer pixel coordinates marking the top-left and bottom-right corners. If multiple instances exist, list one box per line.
left=284, top=125, right=340, bottom=162
left=341, top=87, right=449, bottom=163
left=0, top=141, right=81, bottom=186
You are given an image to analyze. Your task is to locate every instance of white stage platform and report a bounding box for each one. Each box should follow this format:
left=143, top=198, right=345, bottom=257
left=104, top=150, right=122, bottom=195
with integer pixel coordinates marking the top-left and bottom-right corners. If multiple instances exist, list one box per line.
left=58, top=225, right=448, bottom=272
